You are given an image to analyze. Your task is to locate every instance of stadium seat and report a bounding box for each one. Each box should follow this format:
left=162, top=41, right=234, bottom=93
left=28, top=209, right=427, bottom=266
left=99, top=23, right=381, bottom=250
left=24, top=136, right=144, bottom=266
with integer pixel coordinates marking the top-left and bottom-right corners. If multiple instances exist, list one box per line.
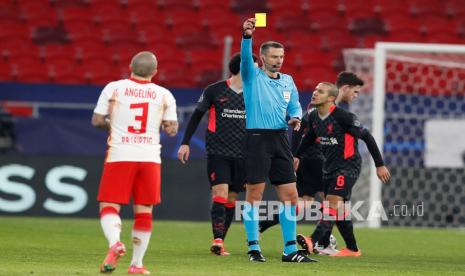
left=156, top=65, right=196, bottom=88
left=320, top=30, right=359, bottom=52
left=101, top=23, right=138, bottom=47
left=12, top=61, right=50, bottom=83
left=339, top=0, right=376, bottom=19
left=197, top=0, right=231, bottom=11
left=195, top=68, right=223, bottom=88
left=20, top=1, right=58, bottom=26
left=230, top=0, right=268, bottom=14
left=374, top=0, right=410, bottom=16
left=408, top=0, right=444, bottom=17
left=419, top=15, right=458, bottom=37
left=361, top=34, right=390, bottom=48
left=425, top=32, right=464, bottom=44
left=384, top=14, right=421, bottom=36
left=73, top=41, right=108, bottom=64
left=200, top=8, right=240, bottom=29
left=175, top=25, right=218, bottom=50
left=185, top=49, right=222, bottom=69
left=39, top=44, right=75, bottom=63
left=58, top=7, right=91, bottom=24
left=267, top=0, right=306, bottom=14
left=307, top=11, right=348, bottom=33
left=91, top=4, right=128, bottom=25
left=274, top=12, right=311, bottom=33
left=0, top=22, right=31, bottom=40
left=165, top=10, right=201, bottom=29
left=287, top=50, right=334, bottom=71
left=385, top=31, right=427, bottom=43
left=307, top=0, right=340, bottom=14
left=444, top=0, right=465, bottom=18
left=156, top=0, right=198, bottom=11
left=0, top=63, right=13, bottom=81
left=294, top=67, right=335, bottom=91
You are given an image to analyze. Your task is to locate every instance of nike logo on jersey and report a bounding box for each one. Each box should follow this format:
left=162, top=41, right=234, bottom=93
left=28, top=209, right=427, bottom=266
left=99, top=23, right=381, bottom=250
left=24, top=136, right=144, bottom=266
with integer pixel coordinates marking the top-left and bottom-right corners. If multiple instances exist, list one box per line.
left=219, top=97, right=229, bottom=103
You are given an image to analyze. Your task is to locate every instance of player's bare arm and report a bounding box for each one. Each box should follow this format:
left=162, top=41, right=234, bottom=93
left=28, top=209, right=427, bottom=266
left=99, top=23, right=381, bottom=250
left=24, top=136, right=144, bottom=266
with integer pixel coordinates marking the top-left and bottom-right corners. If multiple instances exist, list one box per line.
left=91, top=113, right=110, bottom=130
left=243, top=18, right=256, bottom=36
left=162, top=120, right=178, bottom=136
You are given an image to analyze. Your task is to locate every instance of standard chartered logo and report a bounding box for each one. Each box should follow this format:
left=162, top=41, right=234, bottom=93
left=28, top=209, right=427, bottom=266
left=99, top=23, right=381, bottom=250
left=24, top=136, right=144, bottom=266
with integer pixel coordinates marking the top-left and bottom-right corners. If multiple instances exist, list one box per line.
left=221, top=109, right=246, bottom=119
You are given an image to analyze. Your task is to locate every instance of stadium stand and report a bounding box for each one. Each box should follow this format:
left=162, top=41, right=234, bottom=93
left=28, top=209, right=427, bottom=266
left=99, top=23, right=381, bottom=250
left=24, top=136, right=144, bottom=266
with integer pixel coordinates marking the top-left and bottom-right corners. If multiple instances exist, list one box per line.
left=0, top=0, right=464, bottom=90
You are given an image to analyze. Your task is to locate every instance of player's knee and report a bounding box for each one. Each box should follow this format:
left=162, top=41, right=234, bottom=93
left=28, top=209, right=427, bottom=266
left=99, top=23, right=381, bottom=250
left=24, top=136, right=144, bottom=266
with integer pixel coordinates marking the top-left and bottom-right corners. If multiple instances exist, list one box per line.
left=326, top=195, right=343, bottom=209
left=212, top=184, right=229, bottom=198
left=227, top=192, right=238, bottom=203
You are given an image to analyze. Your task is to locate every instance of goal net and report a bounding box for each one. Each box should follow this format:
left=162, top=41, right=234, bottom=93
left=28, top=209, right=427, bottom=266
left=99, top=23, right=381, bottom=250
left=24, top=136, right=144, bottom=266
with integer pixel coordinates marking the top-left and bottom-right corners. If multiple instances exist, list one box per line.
left=343, top=43, right=465, bottom=228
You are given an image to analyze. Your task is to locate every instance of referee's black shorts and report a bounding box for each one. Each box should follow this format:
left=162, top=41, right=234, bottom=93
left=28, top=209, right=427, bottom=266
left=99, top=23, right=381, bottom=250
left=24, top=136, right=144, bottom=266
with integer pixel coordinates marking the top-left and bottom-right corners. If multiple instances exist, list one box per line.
left=296, top=157, right=323, bottom=197
left=244, top=129, right=296, bottom=185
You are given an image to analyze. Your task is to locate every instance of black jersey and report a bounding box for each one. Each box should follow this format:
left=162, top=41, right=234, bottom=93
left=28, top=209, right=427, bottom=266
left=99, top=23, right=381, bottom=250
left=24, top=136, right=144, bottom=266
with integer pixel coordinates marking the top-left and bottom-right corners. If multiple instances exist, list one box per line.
left=292, top=110, right=324, bottom=160
left=196, top=80, right=246, bottom=158
left=297, top=105, right=366, bottom=179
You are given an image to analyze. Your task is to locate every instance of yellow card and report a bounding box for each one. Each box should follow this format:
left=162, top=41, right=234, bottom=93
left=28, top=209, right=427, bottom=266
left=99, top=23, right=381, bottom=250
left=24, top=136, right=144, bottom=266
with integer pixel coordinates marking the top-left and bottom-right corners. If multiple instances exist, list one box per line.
left=255, top=13, right=267, bottom=27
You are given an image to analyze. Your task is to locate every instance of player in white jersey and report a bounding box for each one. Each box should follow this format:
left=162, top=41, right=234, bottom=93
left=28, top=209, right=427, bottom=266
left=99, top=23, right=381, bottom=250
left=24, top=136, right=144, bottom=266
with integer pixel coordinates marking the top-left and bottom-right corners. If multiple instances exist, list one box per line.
left=92, top=51, right=178, bottom=275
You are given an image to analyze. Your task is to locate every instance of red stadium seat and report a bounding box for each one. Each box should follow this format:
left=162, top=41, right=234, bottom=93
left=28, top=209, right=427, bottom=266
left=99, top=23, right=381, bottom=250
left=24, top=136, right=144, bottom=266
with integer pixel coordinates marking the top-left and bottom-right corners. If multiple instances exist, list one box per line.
left=91, top=4, right=128, bottom=25
left=274, top=12, right=311, bottom=33
left=374, top=0, right=410, bottom=16
left=384, top=31, right=427, bottom=43
left=419, top=15, right=458, bottom=36
left=165, top=10, right=201, bottom=29
left=384, top=14, right=421, bottom=36
left=444, top=0, right=465, bottom=18
left=200, top=8, right=240, bottom=29
left=12, top=61, right=50, bottom=83
left=58, top=7, right=91, bottom=24
left=197, top=0, right=231, bottom=11
left=320, top=29, right=359, bottom=52
left=425, top=32, right=464, bottom=44
left=20, top=1, right=58, bottom=26
left=339, top=0, right=376, bottom=19
left=0, top=62, right=13, bottom=81
left=185, top=49, right=222, bottom=69
left=408, top=0, right=444, bottom=17
left=39, top=44, right=75, bottom=63
left=307, top=11, right=348, bottom=33
left=156, top=64, right=196, bottom=88
left=156, top=0, right=198, bottom=11
left=307, top=0, right=340, bottom=14
left=267, top=0, right=307, bottom=14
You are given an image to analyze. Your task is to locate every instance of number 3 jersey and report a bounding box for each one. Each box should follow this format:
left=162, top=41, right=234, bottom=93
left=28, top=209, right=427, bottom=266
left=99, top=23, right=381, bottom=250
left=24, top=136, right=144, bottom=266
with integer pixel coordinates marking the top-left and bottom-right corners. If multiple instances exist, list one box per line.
left=94, top=78, right=177, bottom=163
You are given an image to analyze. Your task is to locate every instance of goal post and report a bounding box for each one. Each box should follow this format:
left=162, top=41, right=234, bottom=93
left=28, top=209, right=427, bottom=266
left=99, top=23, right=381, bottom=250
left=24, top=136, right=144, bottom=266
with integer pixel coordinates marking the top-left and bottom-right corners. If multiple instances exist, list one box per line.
left=344, top=42, right=465, bottom=228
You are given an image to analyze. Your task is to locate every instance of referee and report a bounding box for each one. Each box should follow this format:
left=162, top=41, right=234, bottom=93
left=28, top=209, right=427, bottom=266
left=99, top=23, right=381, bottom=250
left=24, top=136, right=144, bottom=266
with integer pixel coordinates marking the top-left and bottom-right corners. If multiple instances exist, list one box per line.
left=240, top=18, right=315, bottom=263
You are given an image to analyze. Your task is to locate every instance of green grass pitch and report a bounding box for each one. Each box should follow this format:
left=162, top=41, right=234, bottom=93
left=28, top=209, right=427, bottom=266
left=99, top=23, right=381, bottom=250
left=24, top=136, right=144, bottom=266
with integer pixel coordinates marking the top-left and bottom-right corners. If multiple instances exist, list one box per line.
left=1, top=216, right=464, bottom=275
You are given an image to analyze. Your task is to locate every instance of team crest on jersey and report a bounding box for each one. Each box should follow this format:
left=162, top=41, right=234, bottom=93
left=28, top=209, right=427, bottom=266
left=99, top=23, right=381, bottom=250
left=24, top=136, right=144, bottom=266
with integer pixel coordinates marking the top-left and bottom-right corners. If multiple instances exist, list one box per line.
left=327, top=123, right=334, bottom=134
left=283, top=90, right=291, bottom=102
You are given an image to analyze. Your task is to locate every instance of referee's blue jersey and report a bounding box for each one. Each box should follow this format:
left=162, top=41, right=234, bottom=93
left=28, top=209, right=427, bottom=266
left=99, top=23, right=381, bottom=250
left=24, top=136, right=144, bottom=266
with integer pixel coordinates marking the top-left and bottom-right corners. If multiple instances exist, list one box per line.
left=240, top=37, right=302, bottom=130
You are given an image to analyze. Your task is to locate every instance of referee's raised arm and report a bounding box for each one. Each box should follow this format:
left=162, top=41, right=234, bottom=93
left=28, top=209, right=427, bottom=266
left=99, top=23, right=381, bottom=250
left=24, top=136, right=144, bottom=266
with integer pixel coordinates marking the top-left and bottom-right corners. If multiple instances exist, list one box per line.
left=240, top=18, right=256, bottom=85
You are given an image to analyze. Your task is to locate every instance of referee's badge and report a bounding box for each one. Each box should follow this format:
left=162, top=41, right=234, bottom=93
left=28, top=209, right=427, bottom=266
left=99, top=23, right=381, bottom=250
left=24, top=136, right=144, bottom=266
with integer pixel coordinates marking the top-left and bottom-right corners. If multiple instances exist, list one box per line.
left=283, top=90, right=291, bottom=102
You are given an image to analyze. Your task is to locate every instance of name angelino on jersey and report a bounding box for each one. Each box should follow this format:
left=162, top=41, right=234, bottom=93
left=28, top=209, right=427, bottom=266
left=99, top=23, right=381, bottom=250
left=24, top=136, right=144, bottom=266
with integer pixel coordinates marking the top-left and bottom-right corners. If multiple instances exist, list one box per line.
left=319, top=137, right=338, bottom=145
left=221, top=109, right=246, bottom=119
